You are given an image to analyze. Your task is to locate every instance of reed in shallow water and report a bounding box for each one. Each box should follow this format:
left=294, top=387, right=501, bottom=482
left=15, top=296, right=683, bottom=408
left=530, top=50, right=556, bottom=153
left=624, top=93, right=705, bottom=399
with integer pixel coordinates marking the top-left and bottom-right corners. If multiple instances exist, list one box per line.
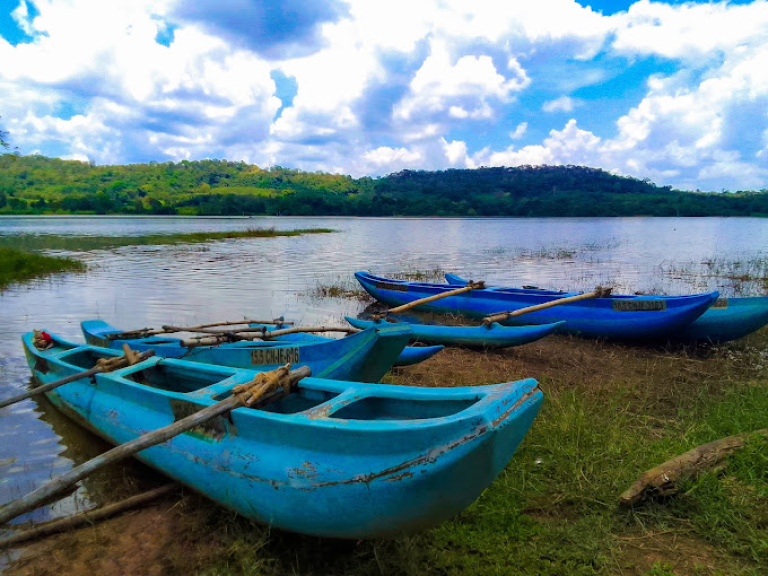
left=0, top=227, right=335, bottom=252
left=0, top=247, right=86, bottom=289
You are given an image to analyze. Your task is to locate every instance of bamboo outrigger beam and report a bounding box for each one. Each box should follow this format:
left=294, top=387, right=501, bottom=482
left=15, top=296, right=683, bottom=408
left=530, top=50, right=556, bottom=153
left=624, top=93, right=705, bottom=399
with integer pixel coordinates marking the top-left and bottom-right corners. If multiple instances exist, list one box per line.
left=372, top=281, right=486, bottom=320
left=0, top=365, right=311, bottom=526
left=482, top=287, right=612, bottom=325
left=182, top=326, right=361, bottom=347
left=106, top=318, right=294, bottom=340
left=0, top=347, right=155, bottom=410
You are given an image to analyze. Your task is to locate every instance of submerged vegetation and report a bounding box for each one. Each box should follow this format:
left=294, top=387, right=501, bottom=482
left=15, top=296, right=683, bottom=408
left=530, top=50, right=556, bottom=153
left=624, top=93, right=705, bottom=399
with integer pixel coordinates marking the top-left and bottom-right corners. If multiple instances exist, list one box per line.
left=0, top=227, right=333, bottom=252
left=665, top=253, right=768, bottom=294
left=0, top=228, right=333, bottom=287
left=2, top=154, right=768, bottom=217
left=0, top=247, right=86, bottom=289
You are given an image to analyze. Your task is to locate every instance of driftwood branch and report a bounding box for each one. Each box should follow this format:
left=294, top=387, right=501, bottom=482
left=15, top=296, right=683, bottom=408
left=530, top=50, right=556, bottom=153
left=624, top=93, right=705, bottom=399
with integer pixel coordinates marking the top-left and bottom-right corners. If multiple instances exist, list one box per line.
left=619, top=428, right=768, bottom=506
left=0, top=484, right=179, bottom=549
left=483, top=287, right=612, bottom=325
left=0, top=365, right=311, bottom=526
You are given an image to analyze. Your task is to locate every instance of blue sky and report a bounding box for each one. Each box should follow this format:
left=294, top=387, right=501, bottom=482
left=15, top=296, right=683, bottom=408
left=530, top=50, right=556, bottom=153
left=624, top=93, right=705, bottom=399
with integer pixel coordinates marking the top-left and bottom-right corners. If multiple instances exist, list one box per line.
left=1, top=0, right=767, bottom=191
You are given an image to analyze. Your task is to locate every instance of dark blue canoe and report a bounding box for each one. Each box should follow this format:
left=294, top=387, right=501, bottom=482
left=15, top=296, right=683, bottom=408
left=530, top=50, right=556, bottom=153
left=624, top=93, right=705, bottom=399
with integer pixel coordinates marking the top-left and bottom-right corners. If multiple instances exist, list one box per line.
left=446, top=274, right=768, bottom=343
left=356, top=271, right=719, bottom=340
left=21, top=331, right=543, bottom=538
left=81, top=319, right=410, bottom=383
left=248, top=322, right=444, bottom=367
left=345, top=316, right=563, bottom=349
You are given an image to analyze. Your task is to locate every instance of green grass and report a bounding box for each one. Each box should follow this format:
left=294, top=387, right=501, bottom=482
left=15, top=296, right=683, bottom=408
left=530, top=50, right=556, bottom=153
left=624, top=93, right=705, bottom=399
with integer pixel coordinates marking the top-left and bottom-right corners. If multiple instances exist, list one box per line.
left=0, top=246, right=86, bottom=289
left=0, top=227, right=334, bottom=252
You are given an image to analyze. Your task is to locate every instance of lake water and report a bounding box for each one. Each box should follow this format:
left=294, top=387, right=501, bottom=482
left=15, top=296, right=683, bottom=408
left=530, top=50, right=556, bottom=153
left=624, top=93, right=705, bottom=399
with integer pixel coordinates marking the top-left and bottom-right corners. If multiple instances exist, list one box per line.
left=1, top=215, right=767, bottom=543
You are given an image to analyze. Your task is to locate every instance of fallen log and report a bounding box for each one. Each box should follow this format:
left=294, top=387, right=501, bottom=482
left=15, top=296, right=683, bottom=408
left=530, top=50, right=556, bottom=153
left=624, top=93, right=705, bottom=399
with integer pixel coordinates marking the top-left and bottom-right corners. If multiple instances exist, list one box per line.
left=0, top=484, right=179, bottom=549
left=619, top=428, right=768, bottom=506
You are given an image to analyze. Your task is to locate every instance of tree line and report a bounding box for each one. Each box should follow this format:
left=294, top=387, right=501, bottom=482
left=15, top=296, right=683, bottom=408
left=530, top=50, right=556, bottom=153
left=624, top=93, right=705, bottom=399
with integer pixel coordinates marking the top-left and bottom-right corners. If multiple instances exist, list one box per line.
left=1, top=153, right=767, bottom=217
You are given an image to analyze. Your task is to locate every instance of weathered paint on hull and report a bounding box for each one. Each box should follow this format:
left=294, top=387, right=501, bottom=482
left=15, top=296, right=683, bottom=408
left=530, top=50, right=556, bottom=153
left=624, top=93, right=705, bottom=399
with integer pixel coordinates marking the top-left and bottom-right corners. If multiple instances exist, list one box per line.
left=81, top=319, right=410, bottom=383
left=21, top=333, right=543, bottom=539
left=356, top=272, right=719, bottom=340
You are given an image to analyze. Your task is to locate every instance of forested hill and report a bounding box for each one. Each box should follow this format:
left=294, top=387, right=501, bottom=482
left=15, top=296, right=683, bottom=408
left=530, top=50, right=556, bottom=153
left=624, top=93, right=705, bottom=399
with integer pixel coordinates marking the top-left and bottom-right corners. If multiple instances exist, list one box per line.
left=1, top=154, right=767, bottom=217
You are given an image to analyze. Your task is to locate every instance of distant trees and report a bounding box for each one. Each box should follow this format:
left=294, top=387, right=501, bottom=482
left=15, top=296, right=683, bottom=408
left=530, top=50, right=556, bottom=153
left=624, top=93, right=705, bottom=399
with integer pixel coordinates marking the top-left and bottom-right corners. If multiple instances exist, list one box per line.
left=0, top=154, right=766, bottom=217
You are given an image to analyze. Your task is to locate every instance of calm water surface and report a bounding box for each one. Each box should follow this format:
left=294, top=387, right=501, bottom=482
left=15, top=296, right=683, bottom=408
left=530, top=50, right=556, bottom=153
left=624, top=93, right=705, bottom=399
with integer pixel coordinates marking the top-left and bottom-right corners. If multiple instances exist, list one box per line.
left=1, top=215, right=767, bottom=544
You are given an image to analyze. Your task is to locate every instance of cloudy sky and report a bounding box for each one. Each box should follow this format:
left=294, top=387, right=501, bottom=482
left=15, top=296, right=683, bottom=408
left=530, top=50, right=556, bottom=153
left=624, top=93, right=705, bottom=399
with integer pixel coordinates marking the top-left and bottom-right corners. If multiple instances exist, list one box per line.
left=1, top=0, right=767, bottom=191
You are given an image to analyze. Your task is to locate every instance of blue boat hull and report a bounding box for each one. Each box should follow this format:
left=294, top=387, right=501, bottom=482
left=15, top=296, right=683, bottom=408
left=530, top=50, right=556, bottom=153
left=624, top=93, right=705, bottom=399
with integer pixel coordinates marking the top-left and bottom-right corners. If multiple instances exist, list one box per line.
left=446, top=274, right=767, bottom=343
left=81, top=319, right=410, bottom=383
left=20, top=332, right=543, bottom=538
left=257, top=326, right=445, bottom=367
left=356, top=272, right=719, bottom=340
left=345, top=317, right=563, bottom=349
left=671, top=296, right=768, bottom=342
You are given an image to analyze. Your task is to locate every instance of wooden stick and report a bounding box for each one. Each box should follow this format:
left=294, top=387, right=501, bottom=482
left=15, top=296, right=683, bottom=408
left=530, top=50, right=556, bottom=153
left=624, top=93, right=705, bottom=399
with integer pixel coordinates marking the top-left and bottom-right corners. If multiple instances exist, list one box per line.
left=0, top=349, right=156, bottom=410
left=619, top=428, right=768, bottom=507
left=373, top=281, right=486, bottom=320
left=258, top=326, right=361, bottom=340
left=106, top=319, right=294, bottom=340
left=0, top=484, right=179, bottom=549
left=181, top=326, right=361, bottom=347
left=0, top=365, right=311, bottom=526
left=482, top=287, right=612, bottom=325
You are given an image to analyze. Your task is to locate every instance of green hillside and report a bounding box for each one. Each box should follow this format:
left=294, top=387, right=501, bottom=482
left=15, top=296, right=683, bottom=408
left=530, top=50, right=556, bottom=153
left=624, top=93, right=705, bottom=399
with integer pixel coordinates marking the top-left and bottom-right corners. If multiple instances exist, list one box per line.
left=1, top=154, right=766, bottom=217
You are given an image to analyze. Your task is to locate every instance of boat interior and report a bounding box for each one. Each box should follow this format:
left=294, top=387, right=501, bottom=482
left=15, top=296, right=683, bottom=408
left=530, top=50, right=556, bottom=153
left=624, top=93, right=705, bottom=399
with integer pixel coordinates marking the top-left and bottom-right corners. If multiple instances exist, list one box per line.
left=57, top=347, right=121, bottom=369
left=44, top=342, right=483, bottom=422
left=326, top=396, right=478, bottom=421
left=120, top=362, right=480, bottom=420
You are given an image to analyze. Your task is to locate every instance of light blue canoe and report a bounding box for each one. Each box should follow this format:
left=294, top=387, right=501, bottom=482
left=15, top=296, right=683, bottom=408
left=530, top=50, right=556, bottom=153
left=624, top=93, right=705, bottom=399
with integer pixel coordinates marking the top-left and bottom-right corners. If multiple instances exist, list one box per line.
left=356, top=271, right=719, bottom=341
left=81, top=319, right=410, bottom=383
left=345, top=316, right=564, bottom=349
left=20, top=331, right=543, bottom=538
left=446, top=274, right=768, bottom=343
left=671, top=296, right=768, bottom=343
left=248, top=322, right=444, bottom=367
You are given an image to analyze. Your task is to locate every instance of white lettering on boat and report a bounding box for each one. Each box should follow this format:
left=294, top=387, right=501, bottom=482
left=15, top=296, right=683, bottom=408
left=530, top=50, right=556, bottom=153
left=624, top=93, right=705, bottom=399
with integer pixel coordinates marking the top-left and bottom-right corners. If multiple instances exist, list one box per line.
left=251, top=347, right=300, bottom=366
left=612, top=300, right=667, bottom=312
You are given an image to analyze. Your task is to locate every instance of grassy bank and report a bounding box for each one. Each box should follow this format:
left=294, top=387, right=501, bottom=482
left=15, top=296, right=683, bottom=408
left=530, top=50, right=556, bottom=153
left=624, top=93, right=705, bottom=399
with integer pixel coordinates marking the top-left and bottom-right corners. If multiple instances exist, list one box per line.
left=0, top=227, right=335, bottom=252
left=0, top=247, right=86, bottom=289
left=8, top=329, right=768, bottom=575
